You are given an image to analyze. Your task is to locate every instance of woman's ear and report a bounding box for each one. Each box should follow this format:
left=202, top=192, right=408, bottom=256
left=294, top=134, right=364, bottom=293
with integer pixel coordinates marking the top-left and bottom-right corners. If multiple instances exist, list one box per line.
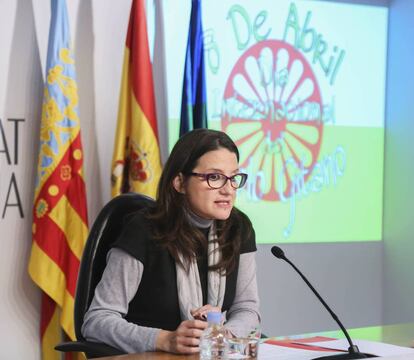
left=172, top=173, right=185, bottom=194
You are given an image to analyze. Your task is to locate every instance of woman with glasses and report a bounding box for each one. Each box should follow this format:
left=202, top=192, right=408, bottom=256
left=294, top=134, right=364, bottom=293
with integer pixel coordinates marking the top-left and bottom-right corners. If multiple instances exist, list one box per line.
left=82, top=129, right=260, bottom=354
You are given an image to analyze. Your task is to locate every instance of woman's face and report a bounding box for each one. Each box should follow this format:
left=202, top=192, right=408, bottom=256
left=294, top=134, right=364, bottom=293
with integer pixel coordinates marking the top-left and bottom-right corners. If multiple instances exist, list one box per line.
left=173, top=148, right=239, bottom=220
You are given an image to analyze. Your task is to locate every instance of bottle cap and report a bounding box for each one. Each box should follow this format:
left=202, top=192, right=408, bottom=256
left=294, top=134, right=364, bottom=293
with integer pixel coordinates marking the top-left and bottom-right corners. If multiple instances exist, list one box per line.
left=206, top=311, right=222, bottom=324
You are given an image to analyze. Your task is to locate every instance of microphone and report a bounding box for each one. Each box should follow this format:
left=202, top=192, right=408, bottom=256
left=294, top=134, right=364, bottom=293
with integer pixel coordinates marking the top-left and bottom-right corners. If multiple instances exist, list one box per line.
left=271, top=246, right=376, bottom=359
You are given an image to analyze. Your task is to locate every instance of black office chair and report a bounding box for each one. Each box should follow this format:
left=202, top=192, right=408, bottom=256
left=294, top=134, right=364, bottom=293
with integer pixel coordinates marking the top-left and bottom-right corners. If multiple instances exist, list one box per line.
left=55, top=192, right=155, bottom=359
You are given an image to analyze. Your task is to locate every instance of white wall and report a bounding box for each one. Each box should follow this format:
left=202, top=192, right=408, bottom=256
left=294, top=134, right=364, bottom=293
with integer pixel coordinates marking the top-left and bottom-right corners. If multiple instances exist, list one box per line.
left=383, top=0, right=414, bottom=325
left=0, top=0, right=406, bottom=358
left=0, top=0, right=43, bottom=358
left=257, top=242, right=382, bottom=337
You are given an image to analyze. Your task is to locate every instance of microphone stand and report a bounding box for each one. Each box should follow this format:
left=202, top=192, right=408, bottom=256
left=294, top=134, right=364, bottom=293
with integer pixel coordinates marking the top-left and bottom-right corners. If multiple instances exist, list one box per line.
left=271, top=246, right=376, bottom=359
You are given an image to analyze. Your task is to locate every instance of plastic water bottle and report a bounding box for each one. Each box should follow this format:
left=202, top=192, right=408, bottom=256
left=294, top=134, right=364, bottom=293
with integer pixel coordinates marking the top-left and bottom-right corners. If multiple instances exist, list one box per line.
left=200, top=312, right=228, bottom=360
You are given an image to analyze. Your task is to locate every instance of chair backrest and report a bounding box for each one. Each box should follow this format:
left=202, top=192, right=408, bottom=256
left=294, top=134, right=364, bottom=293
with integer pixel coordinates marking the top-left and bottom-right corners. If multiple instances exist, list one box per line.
left=74, top=192, right=155, bottom=340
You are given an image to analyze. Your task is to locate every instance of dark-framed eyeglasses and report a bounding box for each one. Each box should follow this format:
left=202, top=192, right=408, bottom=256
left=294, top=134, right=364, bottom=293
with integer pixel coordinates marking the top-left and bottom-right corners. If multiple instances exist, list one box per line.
left=187, top=172, right=248, bottom=189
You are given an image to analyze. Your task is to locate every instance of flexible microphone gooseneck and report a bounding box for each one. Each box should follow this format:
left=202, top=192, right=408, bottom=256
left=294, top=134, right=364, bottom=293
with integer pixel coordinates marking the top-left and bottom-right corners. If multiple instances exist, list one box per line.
left=271, top=246, right=376, bottom=359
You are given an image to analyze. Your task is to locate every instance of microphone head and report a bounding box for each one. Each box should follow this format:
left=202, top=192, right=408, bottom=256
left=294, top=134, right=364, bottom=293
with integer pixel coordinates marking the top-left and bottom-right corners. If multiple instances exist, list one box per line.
left=271, top=246, right=286, bottom=259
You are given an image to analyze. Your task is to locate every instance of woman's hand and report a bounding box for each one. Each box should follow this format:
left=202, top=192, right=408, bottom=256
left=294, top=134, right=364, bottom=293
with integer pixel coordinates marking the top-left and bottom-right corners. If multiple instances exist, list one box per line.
left=156, top=319, right=208, bottom=354
left=191, top=304, right=221, bottom=320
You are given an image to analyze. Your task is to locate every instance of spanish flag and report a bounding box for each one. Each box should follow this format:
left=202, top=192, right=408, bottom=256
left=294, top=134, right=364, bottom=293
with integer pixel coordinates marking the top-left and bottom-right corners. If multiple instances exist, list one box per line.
left=28, top=0, right=88, bottom=358
left=111, top=0, right=162, bottom=198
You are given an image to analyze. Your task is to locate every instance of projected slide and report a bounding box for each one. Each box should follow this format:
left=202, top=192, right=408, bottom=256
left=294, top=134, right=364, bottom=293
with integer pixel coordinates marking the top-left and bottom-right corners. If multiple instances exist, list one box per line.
left=163, top=0, right=388, bottom=243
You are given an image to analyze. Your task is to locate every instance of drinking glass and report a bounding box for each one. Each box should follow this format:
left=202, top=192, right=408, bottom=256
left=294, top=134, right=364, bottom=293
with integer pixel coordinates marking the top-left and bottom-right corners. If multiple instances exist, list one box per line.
left=227, top=327, right=261, bottom=359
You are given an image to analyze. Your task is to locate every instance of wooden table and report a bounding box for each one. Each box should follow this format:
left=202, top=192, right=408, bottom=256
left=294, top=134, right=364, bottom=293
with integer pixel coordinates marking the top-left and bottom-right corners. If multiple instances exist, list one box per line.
left=96, top=353, right=197, bottom=360
left=95, top=322, right=414, bottom=360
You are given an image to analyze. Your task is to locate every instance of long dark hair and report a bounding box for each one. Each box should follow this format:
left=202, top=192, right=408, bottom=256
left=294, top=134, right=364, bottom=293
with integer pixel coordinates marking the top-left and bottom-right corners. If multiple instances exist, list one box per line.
left=147, top=129, right=251, bottom=274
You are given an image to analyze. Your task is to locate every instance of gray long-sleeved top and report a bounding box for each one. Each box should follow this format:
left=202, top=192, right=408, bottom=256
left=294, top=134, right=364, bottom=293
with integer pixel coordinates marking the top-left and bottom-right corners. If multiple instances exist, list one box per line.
left=82, top=247, right=260, bottom=353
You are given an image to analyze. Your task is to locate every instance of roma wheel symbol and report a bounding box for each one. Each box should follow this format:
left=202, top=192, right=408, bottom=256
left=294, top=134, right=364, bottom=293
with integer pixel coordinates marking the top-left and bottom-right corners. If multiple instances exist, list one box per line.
left=222, top=40, right=324, bottom=201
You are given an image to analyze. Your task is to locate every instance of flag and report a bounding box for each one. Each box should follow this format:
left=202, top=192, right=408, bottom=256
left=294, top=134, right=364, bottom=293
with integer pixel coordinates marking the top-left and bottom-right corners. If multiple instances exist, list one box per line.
left=179, top=0, right=208, bottom=137
left=28, top=0, right=88, bottom=359
left=111, top=0, right=162, bottom=198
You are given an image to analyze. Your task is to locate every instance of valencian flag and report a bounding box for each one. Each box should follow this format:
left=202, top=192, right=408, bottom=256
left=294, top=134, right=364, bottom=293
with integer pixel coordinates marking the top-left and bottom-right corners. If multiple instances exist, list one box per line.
left=111, top=0, right=162, bottom=198
left=28, top=0, right=88, bottom=358
left=179, top=0, right=208, bottom=137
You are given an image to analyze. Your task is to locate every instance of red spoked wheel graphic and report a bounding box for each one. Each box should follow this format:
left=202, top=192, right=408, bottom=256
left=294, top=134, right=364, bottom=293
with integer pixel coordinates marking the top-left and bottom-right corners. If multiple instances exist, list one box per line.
left=222, top=40, right=324, bottom=201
